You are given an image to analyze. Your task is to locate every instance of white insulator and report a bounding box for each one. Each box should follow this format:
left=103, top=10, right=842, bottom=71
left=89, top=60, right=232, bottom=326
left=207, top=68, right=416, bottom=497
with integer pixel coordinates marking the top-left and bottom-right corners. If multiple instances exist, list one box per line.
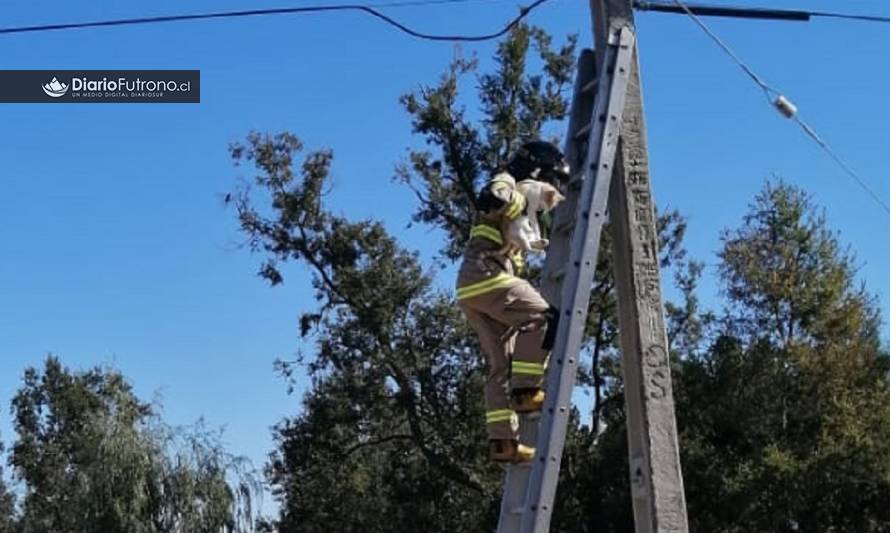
left=774, top=95, right=797, bottom=119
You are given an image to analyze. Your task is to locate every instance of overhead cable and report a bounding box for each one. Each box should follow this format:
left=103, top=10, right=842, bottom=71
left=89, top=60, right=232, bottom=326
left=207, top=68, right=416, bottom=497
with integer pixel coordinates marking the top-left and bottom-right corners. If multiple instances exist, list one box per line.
left=635, top=1, right=890, bottom=25
left=0, top=0, right=551, bottom=42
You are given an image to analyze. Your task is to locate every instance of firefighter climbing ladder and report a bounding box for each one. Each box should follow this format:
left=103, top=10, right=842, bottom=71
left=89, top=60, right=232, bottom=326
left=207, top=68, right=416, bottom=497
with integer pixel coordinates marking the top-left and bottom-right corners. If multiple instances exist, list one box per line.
left=496, top=1, right=689, bottom=532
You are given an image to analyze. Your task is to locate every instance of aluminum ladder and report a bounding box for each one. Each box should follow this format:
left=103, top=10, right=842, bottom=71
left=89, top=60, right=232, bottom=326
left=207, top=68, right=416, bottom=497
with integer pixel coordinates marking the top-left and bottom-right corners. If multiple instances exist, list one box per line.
left=496, top=26, right=636, bottom=533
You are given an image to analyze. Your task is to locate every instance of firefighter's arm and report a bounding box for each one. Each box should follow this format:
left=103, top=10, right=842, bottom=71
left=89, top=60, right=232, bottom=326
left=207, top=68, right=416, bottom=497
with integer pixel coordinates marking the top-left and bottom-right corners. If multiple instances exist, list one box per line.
left=476, top=176, right=526, bottom=220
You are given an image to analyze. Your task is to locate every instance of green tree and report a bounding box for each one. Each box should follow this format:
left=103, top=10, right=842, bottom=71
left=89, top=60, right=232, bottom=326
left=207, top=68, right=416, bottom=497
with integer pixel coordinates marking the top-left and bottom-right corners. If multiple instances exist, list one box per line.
left=395, top=25, right=576, bottom=261
left=230, top=130, right=497, bottom=532
left=678, top=181, right=890, bottom=533
left=9, top=356, right=259, bottom=533
left=585, top=181, right=890, bottom=533
left=0, top=440, right=14, bottom=533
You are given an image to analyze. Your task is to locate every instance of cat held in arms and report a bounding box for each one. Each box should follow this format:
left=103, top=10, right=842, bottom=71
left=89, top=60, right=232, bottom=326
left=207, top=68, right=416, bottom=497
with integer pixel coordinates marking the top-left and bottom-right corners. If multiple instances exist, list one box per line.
left=500, top=179, right=565, bottom=255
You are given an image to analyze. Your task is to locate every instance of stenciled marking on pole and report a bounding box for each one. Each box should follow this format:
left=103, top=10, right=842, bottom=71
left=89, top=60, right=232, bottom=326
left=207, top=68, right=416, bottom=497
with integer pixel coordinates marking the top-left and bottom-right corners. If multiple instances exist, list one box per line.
left=643, top=344, right=669, bottom=400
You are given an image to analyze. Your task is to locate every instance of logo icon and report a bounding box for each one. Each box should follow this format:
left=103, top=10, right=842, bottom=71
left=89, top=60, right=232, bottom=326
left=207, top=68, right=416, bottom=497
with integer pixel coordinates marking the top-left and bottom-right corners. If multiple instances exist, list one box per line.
left=42, top=77, right=69, bottom=98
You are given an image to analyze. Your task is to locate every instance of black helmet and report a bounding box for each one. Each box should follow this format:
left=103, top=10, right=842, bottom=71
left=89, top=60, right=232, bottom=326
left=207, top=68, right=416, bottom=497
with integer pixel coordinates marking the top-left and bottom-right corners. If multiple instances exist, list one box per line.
left=506, top=140, right=570, bottom=185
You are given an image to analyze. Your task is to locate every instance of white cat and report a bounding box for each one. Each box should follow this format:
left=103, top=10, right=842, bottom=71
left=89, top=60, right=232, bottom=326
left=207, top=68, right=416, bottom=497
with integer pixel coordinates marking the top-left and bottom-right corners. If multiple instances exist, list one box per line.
left=499, top=179, right=565, bottom=255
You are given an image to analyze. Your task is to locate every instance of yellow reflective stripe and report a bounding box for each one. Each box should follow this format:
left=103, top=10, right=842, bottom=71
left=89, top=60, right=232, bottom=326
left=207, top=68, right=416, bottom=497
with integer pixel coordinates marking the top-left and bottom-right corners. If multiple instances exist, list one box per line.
left=512, top=361, right=546, bottom=376
left=469, top=226, right=502, bottom=245
left=469, top=224, right=503, bottom=245
left=505, top=194, right=526, bottom=220
left=456, top=273, right=516, bottom=300
left=486, top=409, right=513, bottom=421
left=486, top=409, right=516, bottom=424
left=511, top=252, right=525, bottom=276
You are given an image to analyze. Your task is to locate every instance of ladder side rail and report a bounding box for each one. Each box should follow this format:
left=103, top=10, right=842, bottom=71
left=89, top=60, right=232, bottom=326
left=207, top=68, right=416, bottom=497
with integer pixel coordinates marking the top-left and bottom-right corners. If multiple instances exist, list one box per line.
left=495, top=48, right=599, bottom=533
left=519, top=27, right=636, bottom=533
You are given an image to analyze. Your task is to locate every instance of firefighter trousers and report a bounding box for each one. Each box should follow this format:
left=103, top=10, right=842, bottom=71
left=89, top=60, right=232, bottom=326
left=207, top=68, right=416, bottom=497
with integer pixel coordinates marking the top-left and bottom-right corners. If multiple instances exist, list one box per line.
left=459, top=280, right=551, bottom=441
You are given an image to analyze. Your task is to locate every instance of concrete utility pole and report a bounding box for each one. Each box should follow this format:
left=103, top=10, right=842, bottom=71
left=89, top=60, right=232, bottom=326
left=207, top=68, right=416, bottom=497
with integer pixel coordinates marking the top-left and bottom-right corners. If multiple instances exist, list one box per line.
left=594, top=1, right=689, bottom=531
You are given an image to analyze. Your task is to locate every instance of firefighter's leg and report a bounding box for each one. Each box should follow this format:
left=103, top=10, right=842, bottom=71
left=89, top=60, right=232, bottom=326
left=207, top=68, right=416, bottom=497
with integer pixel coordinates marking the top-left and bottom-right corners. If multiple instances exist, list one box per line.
left=459, top=302, right=534, bottom=463
left=459, top=303, right=515, bottom=440
left=491, top=281, right=556, bottom=412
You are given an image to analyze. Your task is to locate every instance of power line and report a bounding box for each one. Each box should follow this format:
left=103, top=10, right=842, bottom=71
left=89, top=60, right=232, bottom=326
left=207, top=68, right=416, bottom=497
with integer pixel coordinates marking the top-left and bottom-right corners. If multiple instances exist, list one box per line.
left=635, top=1, right=810, bottom=22
left=373, top=0, right=498, bottom=7
left=0, top=0, right=551, bottom=42
left=635, top=1, right=890, bottom=25
left=793, top=117, right=890, bottom=216
left=670, top=0, right=890, bottom=219
left=809, top=10, right=890, bottom=24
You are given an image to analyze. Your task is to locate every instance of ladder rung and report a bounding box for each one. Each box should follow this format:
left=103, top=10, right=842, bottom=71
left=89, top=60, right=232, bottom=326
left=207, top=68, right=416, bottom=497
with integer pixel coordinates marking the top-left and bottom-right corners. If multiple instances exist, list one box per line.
left=574, top=122, right=592, bottom=141
left=556, top=220, right=575, bottom=235
left=569, top=173, right=584, bottom=190
left=581, top=78, right=598, bottom=94
left=555, top=217, right=575, bottom=235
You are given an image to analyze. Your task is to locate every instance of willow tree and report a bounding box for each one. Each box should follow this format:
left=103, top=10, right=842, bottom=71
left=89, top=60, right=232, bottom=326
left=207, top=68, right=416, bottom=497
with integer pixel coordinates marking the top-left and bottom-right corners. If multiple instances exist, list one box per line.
left=7, top=356, right=259, bottom=533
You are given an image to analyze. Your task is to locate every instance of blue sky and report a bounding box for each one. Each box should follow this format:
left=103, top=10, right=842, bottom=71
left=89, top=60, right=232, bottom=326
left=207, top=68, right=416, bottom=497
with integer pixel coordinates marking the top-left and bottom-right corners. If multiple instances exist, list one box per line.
left=1, top=0, right=889, bottom=513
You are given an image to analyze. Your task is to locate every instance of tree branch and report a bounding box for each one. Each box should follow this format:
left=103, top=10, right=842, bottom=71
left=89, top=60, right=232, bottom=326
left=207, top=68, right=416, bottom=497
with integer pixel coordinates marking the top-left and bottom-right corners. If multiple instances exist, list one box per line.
left=339, top=434, right=414, bottom=459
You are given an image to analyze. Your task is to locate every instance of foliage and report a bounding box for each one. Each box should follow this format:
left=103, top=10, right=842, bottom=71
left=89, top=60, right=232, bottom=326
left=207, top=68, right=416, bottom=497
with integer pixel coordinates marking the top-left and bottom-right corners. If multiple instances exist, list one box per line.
left=396, top=24, right=577, bottom=261
left=229, top=126, right=499, bottom=531
left=0, top=442, right=13, bottom=533
left=583, top=181, right=890, bottom=533
left=677, top=182, right=890, bottom=533
left=5, top=356, right=259, bottom=533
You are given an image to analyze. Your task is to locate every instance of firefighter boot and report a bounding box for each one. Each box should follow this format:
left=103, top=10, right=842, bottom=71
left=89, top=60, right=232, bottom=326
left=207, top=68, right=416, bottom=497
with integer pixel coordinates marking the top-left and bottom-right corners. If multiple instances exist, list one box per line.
left=512, top=388, right=546, bottom=413
left=489, top=439, right=535, bottom=463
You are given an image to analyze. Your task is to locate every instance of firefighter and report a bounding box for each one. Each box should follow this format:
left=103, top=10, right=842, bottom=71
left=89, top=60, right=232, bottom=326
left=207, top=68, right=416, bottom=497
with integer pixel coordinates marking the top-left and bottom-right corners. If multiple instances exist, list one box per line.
left=456, top=141, right=570, bottom=463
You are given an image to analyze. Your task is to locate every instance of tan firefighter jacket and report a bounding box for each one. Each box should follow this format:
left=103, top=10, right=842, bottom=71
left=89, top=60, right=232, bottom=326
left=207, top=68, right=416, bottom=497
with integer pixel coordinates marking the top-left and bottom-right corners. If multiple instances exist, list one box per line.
left=456, top=172, right=528, bottom=301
